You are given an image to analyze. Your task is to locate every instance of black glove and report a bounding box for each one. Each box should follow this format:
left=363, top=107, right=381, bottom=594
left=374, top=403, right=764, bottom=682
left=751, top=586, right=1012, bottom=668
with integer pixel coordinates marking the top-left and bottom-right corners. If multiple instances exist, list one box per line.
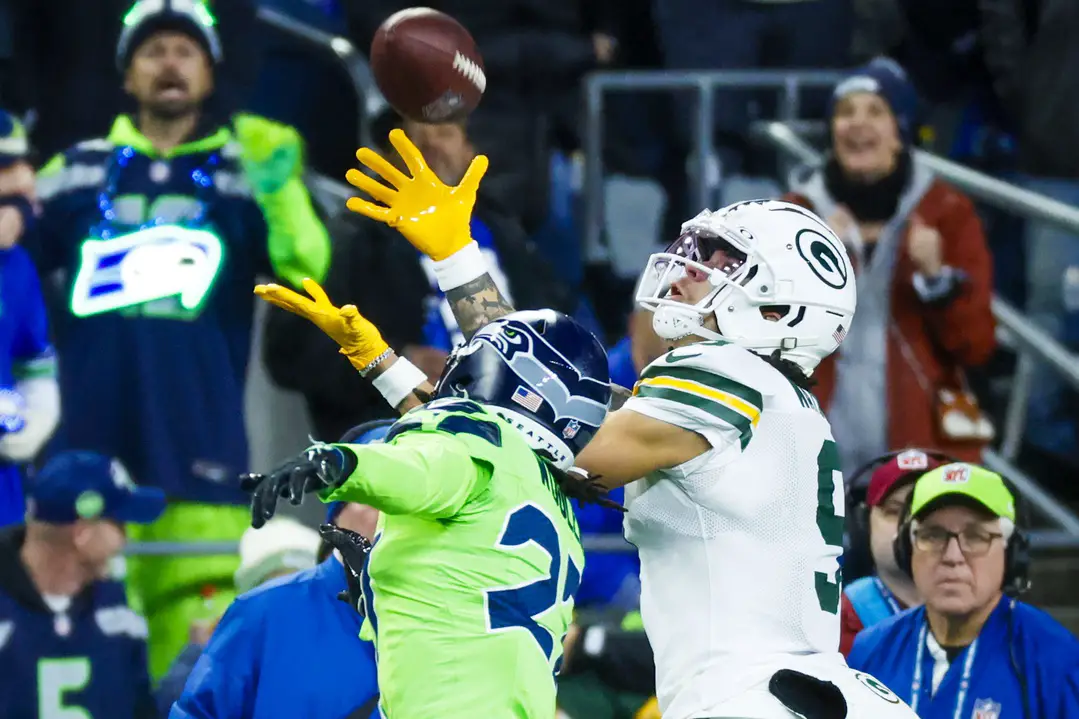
left=319, top=523, right=373, bottom=614
left=239, top=444, right=351, bottom=528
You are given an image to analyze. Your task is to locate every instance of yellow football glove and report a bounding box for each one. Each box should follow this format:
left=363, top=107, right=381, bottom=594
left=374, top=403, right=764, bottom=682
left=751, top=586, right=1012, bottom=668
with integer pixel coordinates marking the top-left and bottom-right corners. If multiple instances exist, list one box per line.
left=254, top=278, right=389, bottom=371
left=344, top=128, right=489, bottom=261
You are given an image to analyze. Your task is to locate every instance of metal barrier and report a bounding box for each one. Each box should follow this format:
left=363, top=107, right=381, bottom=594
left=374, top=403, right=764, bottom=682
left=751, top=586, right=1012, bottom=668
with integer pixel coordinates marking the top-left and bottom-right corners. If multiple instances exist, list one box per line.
left=126, top=533, right=637, bottom=557
left=583, top=69, right=845, bottom=257
left=254, top=7, right=386, bottom=148
left=756, top=120, right=1079, bottom=538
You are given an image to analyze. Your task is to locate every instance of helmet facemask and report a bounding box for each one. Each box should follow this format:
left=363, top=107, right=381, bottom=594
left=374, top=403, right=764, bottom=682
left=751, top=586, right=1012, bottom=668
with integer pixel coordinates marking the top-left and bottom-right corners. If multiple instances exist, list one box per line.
left=636, top=215, right=758, bottom=343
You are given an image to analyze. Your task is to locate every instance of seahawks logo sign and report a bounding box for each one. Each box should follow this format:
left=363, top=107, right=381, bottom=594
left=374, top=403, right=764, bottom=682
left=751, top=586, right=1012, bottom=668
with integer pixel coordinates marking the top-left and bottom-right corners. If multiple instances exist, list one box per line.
left=472, top=317, right=608, bottom=427
left=795, top=228, right=849, bottom=289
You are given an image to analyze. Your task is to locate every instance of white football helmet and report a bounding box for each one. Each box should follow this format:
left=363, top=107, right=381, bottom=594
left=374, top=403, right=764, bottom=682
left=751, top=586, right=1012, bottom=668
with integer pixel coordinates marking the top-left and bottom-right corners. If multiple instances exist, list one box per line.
left=636, top=199, right=857, bottom=374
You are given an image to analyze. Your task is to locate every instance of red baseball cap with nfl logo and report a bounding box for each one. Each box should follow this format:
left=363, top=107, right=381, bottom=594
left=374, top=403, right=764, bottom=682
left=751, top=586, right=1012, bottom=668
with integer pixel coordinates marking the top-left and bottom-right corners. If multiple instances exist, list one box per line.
left=865, top=449, right=947, bottom=507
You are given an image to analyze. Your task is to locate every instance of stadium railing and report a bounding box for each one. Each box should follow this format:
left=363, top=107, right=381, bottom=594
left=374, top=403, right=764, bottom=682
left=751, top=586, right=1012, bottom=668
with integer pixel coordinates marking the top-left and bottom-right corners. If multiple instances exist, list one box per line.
left=254, top=6, right=387, bottom=148
left=581, top=70, right=1079, bottom=548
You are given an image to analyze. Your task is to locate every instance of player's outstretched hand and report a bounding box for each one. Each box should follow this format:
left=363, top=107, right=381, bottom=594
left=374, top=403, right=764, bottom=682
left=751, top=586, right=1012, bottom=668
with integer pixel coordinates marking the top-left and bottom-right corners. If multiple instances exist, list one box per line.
left=319, top=523, right=372, bottom=613
left=254, top=278, right=390, bottom=371
left=240, top=444, right=349, bottom=528
left=345, top=128, right=488, bottom=261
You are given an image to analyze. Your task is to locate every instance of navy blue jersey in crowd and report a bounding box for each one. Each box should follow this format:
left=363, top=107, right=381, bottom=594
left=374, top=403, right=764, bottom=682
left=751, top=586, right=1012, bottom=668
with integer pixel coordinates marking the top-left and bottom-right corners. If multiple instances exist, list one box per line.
left=0, top=248, right=56, bottom=526
left=0, top=527, right=156, bottom=719
left=33, top=115, right=329, bottom=503
left=849, top=598, right=1079, bottom=718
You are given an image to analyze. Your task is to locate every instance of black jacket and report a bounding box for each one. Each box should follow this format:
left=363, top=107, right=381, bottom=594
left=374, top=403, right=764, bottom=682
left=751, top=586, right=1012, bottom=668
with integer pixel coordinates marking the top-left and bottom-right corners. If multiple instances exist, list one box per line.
left=262, top=192, right=574, bottom=442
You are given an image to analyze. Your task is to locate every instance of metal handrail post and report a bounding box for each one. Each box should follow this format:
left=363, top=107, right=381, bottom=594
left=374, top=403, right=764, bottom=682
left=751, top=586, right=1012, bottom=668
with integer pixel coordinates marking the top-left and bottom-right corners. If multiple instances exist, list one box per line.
left=982, top=450, right=1079, bottom=534
left=254, top=7, right=384, bottom=148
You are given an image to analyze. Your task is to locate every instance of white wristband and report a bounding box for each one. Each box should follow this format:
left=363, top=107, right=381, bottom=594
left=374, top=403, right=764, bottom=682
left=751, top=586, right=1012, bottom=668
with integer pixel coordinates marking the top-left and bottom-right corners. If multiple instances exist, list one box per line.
left=432, top=241, right=487, bottom=292
left=371, top=358, right=428, bottom=408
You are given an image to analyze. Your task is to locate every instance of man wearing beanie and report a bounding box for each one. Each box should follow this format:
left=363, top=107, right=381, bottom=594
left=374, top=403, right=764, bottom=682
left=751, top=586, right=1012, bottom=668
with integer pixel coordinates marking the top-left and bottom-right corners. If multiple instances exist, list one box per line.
left=168, top=421, right=389, bottom=719
left=30, top=0, right=330, bottom=678
left=784, top=58, right=996, bottom=477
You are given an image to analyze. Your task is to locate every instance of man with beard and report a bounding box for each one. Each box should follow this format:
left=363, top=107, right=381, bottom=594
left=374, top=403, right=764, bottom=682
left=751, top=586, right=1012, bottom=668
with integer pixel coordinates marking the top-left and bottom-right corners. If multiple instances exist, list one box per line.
left=30, top=0, right=330, bottom=680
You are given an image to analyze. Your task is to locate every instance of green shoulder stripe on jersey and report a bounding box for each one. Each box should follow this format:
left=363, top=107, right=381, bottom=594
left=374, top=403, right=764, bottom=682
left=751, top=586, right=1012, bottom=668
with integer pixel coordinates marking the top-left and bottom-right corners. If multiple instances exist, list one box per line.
left=635, top=384, right=754, bottom=449
left=639, top=364, right=763, bottom=420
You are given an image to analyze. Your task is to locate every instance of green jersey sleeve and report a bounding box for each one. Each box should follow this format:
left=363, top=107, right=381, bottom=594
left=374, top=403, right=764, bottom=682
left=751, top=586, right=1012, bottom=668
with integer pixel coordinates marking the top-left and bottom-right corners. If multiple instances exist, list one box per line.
left=321, top=432, right=491, bottom=519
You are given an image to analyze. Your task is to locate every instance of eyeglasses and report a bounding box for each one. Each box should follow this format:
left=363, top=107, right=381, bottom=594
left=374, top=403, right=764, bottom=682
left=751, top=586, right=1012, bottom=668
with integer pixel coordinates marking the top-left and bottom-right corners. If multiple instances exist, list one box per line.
left=912, top=526, right=1004, bottom=557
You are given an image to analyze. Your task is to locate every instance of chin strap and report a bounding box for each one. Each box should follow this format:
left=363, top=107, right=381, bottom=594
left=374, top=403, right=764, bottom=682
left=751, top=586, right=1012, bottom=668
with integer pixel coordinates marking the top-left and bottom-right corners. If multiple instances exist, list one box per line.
left=651, top=305, right=723, bottom=343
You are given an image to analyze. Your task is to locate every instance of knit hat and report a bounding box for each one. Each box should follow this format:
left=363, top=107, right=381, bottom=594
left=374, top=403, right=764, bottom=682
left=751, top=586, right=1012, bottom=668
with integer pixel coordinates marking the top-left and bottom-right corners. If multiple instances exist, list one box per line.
left=829, top=57, right=920, bottom=144
left=117, top=0, right=223, bottom=71
left=233, top=516, right=320, bottom=593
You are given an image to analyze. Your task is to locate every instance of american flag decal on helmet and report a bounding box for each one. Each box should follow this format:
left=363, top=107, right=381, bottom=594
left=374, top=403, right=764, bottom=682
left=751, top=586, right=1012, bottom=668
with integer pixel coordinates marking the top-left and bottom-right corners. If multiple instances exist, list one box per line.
left=511, top=385, right=544, bottom=412
left=832, top=324, right=847, bottom=344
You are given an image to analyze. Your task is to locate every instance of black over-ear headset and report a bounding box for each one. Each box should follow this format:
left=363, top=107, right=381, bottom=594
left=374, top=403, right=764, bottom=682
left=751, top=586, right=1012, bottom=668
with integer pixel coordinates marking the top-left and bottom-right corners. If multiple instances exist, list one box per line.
left=891, top=465, right=1032, bottom=597
left=844, top=449, right=959, bottom=582
left=890, top=463, right=1034, bottom=719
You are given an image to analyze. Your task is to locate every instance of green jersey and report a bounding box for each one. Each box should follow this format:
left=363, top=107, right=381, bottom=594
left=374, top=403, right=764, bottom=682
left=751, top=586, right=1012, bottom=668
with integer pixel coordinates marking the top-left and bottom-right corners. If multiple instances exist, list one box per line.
left=322, top=398, right=585, bottom=719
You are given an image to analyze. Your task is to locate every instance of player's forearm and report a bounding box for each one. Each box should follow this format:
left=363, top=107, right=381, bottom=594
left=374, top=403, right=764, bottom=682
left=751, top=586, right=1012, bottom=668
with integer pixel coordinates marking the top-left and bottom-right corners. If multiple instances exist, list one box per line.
left=365, top=352, right=435, bottom=414
left=443, top=272, right=515, bottom=340
left=322, top=435, right=482, bottom=518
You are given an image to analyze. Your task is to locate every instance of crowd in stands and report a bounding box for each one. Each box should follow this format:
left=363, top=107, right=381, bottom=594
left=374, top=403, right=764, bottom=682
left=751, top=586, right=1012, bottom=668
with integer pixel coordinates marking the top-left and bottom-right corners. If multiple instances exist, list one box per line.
left=0, top=0, right=1075, bottom=717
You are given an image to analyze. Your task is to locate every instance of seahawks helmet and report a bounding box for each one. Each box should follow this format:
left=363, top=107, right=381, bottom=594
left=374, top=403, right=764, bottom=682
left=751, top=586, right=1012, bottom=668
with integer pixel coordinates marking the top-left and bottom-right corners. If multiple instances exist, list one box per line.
left=435, top=310, right=611, bottom=468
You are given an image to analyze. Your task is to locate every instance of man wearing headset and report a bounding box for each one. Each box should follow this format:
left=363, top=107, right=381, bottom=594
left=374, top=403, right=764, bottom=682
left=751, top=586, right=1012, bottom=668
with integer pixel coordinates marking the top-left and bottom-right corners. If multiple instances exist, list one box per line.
left=848, top=462, right=1079, bottom=718
left=840, top=449, right=947, bottom=655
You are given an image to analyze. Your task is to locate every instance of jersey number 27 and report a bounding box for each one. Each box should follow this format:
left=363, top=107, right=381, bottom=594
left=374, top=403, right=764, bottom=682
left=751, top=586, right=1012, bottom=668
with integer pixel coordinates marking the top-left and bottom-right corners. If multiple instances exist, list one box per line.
left=485, top=503, right=581, bottom=671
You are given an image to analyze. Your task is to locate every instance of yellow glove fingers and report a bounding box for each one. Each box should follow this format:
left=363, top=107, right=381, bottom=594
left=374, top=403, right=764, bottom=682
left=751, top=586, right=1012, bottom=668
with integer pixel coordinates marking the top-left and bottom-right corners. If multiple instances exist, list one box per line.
left=387, top=128, right=428, bottom=180
left=253, top=283, right=317, bottom=316
left=355, top=147, right=409, bottom=189
left=457, top=153, right=489, bottom=195
left=345, top=197, right=394, bottom=223
left=300, top=277, right=333, bottom=307
left=345, top=168, right=397, bottom=206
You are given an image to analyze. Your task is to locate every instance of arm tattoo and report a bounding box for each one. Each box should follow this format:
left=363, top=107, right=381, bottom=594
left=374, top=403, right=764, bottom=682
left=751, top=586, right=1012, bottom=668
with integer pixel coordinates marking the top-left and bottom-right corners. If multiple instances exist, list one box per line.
left=444, top=273, right=515, bottom=340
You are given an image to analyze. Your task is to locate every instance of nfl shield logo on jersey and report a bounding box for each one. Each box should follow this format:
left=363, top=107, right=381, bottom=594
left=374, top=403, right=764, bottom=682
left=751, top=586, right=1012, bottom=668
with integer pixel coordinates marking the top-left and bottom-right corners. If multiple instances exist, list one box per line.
left=972, top=698, right=1001, bottom=719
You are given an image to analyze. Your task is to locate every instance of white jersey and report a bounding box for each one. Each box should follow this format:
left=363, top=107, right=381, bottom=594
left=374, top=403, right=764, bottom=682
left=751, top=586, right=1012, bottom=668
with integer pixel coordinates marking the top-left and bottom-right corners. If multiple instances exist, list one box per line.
left=623, top=340, right=849, bottom=718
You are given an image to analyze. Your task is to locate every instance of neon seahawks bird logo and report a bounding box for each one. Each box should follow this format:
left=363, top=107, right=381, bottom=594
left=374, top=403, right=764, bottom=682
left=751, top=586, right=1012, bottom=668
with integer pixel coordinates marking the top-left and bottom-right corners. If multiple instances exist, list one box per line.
left=473, top=315, right=608, bottom=427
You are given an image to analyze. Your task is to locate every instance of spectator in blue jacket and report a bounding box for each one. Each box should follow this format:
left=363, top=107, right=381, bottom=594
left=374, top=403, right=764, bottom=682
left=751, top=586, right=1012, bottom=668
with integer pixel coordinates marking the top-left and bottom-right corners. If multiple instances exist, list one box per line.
left=849, top=462, right=1079, bottom=718
left=168, top=422, right=389, bottom=719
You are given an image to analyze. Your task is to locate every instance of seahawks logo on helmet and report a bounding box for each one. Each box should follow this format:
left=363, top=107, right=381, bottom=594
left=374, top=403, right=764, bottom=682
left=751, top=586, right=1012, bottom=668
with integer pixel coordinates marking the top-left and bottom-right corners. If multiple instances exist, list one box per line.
left=475, top=317, right=608, bottom=428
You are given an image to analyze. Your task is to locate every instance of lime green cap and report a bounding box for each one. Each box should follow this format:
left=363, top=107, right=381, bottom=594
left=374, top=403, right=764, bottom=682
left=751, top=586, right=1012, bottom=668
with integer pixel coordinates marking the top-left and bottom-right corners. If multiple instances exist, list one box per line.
left=909, top=463, right=1016, bottom=521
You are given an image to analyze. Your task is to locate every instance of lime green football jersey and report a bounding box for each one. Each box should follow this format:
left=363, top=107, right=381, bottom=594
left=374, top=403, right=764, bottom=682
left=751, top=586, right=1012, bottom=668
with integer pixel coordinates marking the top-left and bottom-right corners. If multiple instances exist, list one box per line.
left=321, top=398, right=585, bottom=719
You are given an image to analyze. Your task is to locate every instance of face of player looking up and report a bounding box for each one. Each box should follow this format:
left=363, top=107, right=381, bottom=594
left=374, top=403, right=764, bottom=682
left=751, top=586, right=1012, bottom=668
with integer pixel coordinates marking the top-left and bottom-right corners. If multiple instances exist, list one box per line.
left=402, top=119, right=475, bottom=186
left=125, top=31, right=214, bottom=121
left=662, top=233, right=782, bottom=343
left=831, top=91, right=902, bottom=183
left=910, top=504, right=1007, bottom=639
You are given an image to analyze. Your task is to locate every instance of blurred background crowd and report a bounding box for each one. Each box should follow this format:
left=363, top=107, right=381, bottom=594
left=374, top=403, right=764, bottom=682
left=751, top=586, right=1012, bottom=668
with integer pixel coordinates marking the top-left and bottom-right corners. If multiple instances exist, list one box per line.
left=0, top=0, right=1076, bottom=717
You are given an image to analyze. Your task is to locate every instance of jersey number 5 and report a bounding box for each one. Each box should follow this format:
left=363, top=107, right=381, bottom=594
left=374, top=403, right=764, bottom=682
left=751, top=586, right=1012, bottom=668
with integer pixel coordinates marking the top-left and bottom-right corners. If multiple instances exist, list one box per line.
left=485, top=503, right=581, bottom=668
left=814, top=439, right=843, bottom=615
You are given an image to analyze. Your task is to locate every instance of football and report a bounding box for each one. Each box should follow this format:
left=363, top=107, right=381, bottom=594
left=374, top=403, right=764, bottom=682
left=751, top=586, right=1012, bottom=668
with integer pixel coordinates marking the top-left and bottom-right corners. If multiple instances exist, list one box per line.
left=370, top=8, right=486, bottom=124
